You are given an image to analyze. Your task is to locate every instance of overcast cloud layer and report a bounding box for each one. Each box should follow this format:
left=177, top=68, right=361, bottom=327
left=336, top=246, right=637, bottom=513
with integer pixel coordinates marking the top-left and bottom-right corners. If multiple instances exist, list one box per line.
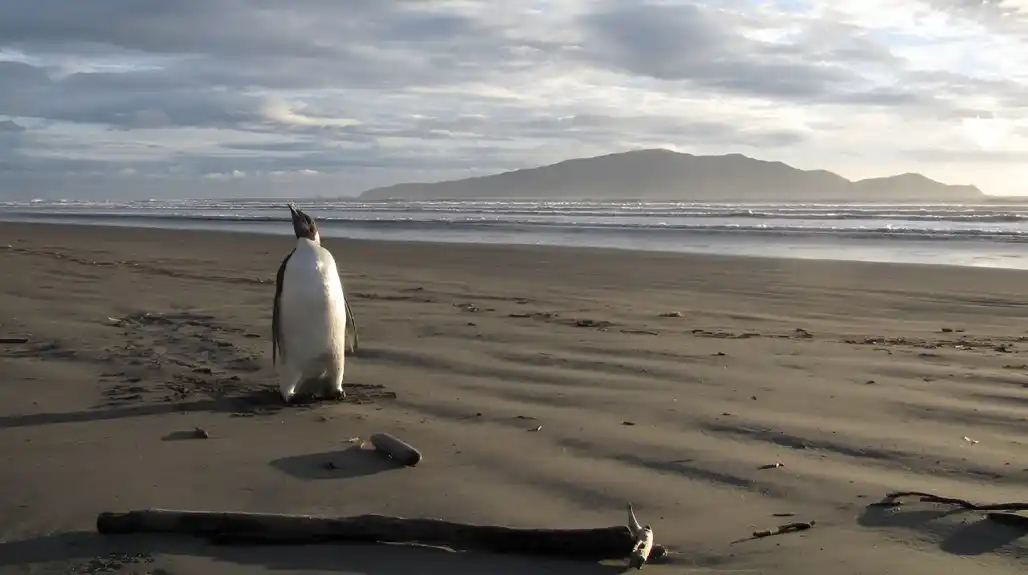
left=1, top=0, right=1026, bottom=199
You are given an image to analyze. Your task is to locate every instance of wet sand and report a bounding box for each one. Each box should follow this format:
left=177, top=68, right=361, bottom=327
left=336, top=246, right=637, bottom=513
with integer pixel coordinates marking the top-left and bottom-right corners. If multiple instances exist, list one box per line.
left=0, top=222, right=1026, bottom=574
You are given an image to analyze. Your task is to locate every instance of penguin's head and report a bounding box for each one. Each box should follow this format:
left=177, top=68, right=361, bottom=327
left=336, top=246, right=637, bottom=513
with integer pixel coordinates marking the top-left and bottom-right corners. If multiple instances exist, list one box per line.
left=288, top=203, right=320, bottom=244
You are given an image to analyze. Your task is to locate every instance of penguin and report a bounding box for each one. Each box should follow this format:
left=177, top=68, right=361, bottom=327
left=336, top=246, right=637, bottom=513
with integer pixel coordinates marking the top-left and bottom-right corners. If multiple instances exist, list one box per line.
left=272, top=204, right=349, bottom=403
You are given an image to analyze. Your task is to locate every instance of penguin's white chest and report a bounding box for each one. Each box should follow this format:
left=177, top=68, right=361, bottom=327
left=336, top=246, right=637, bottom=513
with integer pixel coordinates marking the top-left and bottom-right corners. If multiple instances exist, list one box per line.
left=279, top=241, right=348, bottom=370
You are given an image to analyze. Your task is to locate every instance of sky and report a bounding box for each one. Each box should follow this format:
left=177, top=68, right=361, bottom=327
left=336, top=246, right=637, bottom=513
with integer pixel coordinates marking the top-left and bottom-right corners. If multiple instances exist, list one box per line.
left=1, top=0, right=1027, bottom=199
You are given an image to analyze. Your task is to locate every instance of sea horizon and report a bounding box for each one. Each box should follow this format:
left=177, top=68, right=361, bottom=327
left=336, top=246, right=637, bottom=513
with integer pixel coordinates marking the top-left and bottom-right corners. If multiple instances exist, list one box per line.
left=3, top=198, right=1028, bottom=270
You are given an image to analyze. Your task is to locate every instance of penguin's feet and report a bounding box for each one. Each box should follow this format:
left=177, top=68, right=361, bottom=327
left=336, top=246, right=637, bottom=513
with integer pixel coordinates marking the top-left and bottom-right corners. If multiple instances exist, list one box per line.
left=325, top=387, right=346, bottom=401
left=283, top=388, right=344, bottom=404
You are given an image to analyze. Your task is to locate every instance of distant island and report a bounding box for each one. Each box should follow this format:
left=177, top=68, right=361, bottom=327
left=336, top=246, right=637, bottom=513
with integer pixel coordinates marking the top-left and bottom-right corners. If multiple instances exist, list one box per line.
left=359, top=149, right=984, bottom=202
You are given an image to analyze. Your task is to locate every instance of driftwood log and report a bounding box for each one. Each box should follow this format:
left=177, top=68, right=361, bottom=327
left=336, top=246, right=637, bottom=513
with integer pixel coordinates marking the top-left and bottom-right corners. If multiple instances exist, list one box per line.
left=370, top=432, right=422, bottom=466
left=626, top=504, right=654, bottom=569
left=96, top=507, right=668, bottom=565
left=0, top=337, right=29, bottom=344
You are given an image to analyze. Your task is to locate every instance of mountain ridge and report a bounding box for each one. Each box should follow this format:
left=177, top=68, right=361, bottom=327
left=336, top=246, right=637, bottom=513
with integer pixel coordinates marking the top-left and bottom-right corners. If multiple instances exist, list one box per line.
left=358, top=149, right=984, bottom=202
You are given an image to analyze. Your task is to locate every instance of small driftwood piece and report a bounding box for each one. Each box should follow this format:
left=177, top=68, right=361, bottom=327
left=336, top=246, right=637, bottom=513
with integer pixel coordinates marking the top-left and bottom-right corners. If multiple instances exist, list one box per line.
left=370, top=433, right=422, bottom=467
left=752, top=521, right=815, bottom=538
left=870, top=491, right=1028, bottom=529
left=0, top=337, right=29, bottom=344
left=96, top=508, right=669, bottom=563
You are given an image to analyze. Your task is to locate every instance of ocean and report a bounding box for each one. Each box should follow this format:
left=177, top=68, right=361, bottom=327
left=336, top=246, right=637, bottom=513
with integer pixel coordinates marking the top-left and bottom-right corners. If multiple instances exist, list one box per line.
left=3, top=198, right=1028, bottom=270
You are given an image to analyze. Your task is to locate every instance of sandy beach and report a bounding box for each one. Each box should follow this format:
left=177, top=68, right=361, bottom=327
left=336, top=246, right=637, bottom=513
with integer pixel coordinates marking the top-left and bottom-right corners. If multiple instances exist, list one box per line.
left=0, top=221, right=1026, bottom=574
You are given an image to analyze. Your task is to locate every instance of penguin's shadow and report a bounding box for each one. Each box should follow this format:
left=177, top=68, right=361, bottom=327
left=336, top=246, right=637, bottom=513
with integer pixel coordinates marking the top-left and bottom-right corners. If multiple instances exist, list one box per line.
left=270, top=445, right=404, bottom=479
left=0, top=384, right=398, bottom=431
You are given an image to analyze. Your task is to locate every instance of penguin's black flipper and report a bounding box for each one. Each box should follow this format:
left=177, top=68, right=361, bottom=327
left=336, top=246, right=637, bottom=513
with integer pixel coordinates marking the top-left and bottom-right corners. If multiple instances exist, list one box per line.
left=344, top=298, right=358, bottom=354
left=272, top=249, right=294, bottom=365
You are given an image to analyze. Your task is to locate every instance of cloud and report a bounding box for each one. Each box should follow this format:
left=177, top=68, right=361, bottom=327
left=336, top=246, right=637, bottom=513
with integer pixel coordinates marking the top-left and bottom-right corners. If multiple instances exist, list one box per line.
left=0, top=0, right=1026, bottom=198
left=580, top=2, right=873, bottom=101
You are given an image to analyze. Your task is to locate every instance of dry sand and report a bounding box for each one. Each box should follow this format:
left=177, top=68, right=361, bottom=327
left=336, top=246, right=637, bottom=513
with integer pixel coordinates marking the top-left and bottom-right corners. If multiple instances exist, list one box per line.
left=0, top=222, right=1026, bottom=574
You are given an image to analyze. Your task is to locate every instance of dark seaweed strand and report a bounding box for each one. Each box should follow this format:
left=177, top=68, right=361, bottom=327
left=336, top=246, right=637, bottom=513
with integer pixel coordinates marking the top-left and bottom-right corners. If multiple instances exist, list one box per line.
left=870, top=492, right=1028, bottom=512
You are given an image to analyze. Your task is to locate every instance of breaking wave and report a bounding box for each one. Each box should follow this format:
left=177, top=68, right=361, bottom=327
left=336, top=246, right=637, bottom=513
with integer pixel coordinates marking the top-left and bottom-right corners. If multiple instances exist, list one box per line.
left=4, top=198, right=1028, bottom=244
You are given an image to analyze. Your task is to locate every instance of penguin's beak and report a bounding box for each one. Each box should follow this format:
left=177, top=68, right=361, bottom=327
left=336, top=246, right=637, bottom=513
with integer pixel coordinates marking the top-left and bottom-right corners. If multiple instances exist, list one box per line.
left=288, top=203, right=302, bottom=224
left=287, top=203, right=318, bottom=242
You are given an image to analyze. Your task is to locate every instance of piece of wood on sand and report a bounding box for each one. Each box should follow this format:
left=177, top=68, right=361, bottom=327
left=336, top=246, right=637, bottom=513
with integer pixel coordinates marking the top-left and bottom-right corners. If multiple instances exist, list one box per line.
left=96, top=504, right=668, bottom=567
left=626, top=503, right=656, bottom=569
left=0, top=337, right=29, bottom=344
left=369, top=432, right=422, bottom=467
